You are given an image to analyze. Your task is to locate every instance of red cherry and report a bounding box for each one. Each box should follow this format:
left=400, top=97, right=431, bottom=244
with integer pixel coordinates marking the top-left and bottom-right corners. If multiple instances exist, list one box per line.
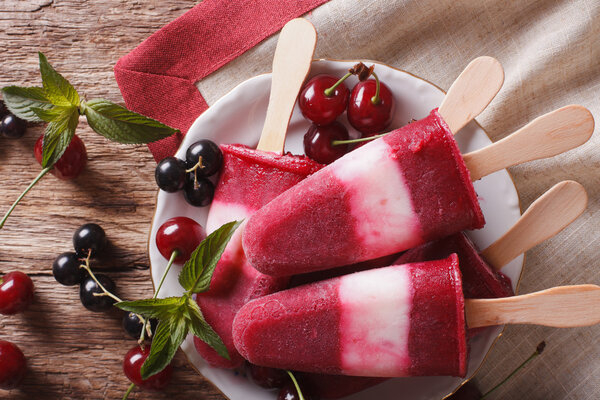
left=0, top=272, right=34, bottom=315
left=123, top=345, right=172, bottom=391
left=247, top=363, right=287, bottom=389
left=155, top=217, right=206, bottom=264
left=34, top=134, right=87, bottom=180
left=0, top=340, right=27, bottom=389
left=299, top=74, right=349, bottom=125
left=348, top=79, right=395, bottom=135
left=303, top=122, right=350, bottom=164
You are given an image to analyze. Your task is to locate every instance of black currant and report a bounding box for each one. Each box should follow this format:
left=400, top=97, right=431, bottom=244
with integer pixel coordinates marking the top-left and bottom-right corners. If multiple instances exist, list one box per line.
left=52, top=252, right=87, bottom=286
left=0, top=100, right=8, bottom=117
left=73, top=223, right=107, bottom=258
left=183, top=173, right=214, bottom=207
left=79, top=274, right=116, bottom=312
left=155, top=157, right=186, bottom=193
left=185, top=140, right=223, bottom=177
left=0, top=114, right=27, bottom=139
left=122, top=312, right=158, bottom=340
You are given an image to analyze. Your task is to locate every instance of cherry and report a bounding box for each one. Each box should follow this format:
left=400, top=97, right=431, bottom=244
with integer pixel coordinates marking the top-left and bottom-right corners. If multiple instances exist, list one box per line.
left=185, top=140, right=223, bottom=177
left=299, top=74, right=349, bottom=126
left=123, top=345, right=172, bottom=391
left=247, top=363, right=287, bottom=389
left=34, top=134, right=87, bottom=180
left=183, top=173, right=215, bottom=207
left=79, top=274, right=116, bottom=312
left=155, top=157, right=187, bottom=193
left=155, top=217, right=206, bottom=264
left=0, top=340, right=27, bottom=389
left=0, top=114, right=27, bottom=139
left=122, top=312, right=158, bottom=340
left=278, top=383, right=319, bottom=400
left=0, top=272, right=34, bottom=315
left=52, top=252, right=87, bottom=286
left=73, top=223, right=107, bottom=258
left=303, top=122, right=350, bottom=164
left=348, top=79, right=395, bottom=135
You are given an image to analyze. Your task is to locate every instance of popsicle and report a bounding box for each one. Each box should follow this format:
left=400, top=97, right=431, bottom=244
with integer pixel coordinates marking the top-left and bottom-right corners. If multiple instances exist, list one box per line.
left=243, top=99, right=594, bottom=277
left=234, top=255, right=468, bottom=377
left=193, top=18, right=321, bottom=368
left=397, top=180, right=588, bottom=300
left=232, top=257, right=600, bottom=377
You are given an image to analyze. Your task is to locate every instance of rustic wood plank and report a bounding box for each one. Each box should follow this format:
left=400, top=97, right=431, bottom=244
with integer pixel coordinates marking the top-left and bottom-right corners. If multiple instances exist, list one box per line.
left=0, top=1, right=226, bottom=398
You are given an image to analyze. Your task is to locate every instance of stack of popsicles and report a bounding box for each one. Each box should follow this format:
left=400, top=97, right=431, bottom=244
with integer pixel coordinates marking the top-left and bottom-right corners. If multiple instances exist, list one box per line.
left=187, top=19, right=597, bottom=400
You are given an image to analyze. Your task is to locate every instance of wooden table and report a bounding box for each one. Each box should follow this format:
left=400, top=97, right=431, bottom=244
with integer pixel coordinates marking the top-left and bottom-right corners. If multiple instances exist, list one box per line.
left=0, top=1, right=225, bottom=398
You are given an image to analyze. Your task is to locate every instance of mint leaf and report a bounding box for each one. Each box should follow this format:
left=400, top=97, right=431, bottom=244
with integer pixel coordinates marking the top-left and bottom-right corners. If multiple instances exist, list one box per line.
left=32, top=105, right=76, bottom=123
left=178, top=220, right=242, bottom=293
left=38, top=52, right=80, bottom=107
left=140, top=316, right=189, bottom=380
left=186, top=298, right=229, bottom=359
left=82, top=99, right=177, bottom=144
left=1, top=86, right=53, bottom=122
left=41, top=106, right=79, bottom=167
left=115, top=297, right=185, bottom=319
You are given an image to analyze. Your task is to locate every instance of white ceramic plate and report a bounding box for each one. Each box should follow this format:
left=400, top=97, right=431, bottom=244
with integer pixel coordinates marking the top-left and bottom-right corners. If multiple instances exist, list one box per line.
left=148, top=59, right=523, bottom=400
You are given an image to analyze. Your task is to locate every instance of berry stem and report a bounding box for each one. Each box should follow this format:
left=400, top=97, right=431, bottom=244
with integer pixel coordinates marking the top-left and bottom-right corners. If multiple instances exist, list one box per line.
left=480, top=341, right=546, bottom=399
left=370, top=72, right=381, bottom=105
left=323, top=72, right=352, bottom=97
left=0, top=167, right=52, bottom=229
left=79, top=250, right=123, bottom=304
left=331, top=132, right=388, bottom=146
left=286, top=370, right=305, bottom=400
left=138, top=250, right=179, bottom=345
left=185, top=156, right=204, bottom=188
left=122, top=383, right=135, bottom=400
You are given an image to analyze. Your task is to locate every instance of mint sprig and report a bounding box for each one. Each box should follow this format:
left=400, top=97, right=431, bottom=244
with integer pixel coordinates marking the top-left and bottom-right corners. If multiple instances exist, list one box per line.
left=0, top=52, right=179, bottom=229
left=116, top=220, right=242, bottom=379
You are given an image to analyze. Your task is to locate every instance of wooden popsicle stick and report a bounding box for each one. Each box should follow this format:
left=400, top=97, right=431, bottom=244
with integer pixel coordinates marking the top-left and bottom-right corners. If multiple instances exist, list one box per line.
left=256, top=18, right=317, bottom=154
left=463, top=105, right=594, bottom=181
left=438, top=56, right=504, bottom=134
left=465, top=285, right=600, bottom=328
left=481, top=180, right=588, bottom=271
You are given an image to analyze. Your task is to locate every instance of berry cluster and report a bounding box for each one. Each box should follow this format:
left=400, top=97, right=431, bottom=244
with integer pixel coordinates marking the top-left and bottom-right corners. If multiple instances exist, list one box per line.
left=0, top=100, right=27, bottom=139
left=299, top=63, right=395, bottom=164
left=248, top=364, right=318, bottom=400
left=155, top=139, right=223, bottom=207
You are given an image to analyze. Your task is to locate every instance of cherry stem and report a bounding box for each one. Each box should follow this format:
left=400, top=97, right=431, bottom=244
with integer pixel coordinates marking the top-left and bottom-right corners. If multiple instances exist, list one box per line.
left=323, top=72, right=352, bottom=97
left=185, top=156, right=204, bottom=188
left=122, top=383, right=135, bottom=400
left=79, top=250, right=123, bottom=304
left=370, top=72, right=381, bottom=105
left=0, top=167, right=52, bottom=230
left=331, top=132, right=388, bottom=146
left=480, top=341, right=546, bottom=399
left=138, top=250, right=179, bottom=345
left=286, top=370, right=305, bottom=400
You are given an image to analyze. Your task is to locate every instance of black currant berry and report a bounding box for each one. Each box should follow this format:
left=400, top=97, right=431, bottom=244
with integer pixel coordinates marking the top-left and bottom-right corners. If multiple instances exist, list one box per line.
left=122, top=312, right=158, bottom=340
left=79, top=274, right=116, bottom=312
left=52, top=252, right=87, bottom=286
left=0, top=114, right=27, bottom=139
left=185, top=140, right=222, bottom=177
left=183, top=173, right=215, bottom=207
left=155, top=157, right=186, bottom=193
left=73, top=223, right=107, bottom=258
left=0, top=101, right=8, bottom=117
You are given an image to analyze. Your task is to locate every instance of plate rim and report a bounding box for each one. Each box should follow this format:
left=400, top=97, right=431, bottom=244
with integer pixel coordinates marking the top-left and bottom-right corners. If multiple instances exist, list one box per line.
left=146, top=57, right=525, bottom=400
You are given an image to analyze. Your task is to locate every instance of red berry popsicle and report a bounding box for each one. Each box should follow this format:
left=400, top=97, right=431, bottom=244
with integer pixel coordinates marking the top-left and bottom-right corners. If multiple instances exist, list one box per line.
left=194, top=18, right=320, bottom=368
left=233, top=255, right=468, bottom=378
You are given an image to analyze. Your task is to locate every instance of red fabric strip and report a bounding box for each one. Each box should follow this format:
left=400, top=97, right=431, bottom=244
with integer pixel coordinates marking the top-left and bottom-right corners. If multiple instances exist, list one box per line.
left=114, top=0, right=329, bottom=161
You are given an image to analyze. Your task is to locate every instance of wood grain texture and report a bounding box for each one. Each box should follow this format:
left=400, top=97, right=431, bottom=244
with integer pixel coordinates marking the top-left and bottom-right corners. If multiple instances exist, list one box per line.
left=0, top=1, right=226, bottom=399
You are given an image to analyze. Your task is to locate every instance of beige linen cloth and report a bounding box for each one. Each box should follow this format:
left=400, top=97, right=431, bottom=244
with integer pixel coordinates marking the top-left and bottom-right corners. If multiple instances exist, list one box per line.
left=197, top=1, right=600, bottom=398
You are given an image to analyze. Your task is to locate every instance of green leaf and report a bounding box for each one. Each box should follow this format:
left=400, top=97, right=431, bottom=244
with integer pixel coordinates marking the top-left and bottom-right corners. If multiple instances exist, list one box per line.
left=115, top=297, right=185, bottom=319
left=140, top=316, right=189, bottom=380
left=38, top=52, right=80, bottom=107
left=178, top=220, right=242, bottom=293
left=32, top=105, right=76, bottom=123
left=82, top=98, right=177, bottom=144
left=186, top=298, right=229, bottom=360
left=41, top=106, right=79, bottom=168
left=1, top=86, right=53, bottom=122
